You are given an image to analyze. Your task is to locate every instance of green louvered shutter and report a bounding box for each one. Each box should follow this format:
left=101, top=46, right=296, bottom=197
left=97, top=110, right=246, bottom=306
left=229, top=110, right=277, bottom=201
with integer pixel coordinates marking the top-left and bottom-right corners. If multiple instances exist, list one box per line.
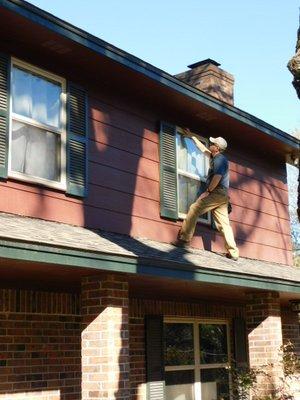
left=159, top=122, right=178, bottom=220
left=233, top=317, right=248, bottom=368
left=0, top=53, right=10, bottom=179
left=66, top=83, right=88, bottom=197
left=145, top=315, right=165, bottom=400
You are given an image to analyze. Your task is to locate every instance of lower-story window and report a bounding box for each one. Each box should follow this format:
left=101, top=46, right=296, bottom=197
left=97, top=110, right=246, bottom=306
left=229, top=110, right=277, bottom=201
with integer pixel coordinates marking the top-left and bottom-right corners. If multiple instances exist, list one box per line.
left=164, top=319, right=230, bottom=400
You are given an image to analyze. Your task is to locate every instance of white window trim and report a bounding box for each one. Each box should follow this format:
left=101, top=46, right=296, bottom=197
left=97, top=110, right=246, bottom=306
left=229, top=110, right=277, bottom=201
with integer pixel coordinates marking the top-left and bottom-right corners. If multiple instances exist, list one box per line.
left=176, top=127, right=211, bottom=224
left=12, top=113, right=62, bottom=135
left=164, top=317, right=231, bottom=400
left=9, top=57, right=67, bottom=191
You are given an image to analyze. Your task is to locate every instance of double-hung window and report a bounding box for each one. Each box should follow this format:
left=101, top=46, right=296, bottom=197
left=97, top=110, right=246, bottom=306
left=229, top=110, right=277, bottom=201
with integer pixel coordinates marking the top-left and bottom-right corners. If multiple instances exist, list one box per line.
left=9, top=58, right=66, bottom=189
left=164, top=319, right=230, bottom=400
left=176, top=129, right=210, bottom=223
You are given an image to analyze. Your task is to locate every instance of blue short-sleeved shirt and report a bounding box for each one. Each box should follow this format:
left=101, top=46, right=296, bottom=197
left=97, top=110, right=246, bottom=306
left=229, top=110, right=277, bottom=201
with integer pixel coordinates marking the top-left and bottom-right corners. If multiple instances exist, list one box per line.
left=205, top=153, right=229, bottom=190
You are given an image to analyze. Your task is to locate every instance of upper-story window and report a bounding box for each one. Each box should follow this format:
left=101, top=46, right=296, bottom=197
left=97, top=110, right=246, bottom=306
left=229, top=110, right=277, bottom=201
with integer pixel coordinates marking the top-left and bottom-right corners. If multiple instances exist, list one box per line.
left=9, top=58, right=66, bottom=189
left=176, top=129, right=210, bottom=223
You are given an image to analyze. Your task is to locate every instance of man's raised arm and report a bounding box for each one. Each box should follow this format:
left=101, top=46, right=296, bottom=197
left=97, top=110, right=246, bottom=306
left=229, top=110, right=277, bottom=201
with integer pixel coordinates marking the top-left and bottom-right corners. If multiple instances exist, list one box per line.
left=182, top=128, right=211, bottom=157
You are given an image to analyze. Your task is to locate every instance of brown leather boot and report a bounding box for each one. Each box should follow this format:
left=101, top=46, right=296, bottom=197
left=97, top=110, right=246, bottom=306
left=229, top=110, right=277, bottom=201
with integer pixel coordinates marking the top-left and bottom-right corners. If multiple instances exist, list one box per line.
left=171, top=238, right=190, bottom=248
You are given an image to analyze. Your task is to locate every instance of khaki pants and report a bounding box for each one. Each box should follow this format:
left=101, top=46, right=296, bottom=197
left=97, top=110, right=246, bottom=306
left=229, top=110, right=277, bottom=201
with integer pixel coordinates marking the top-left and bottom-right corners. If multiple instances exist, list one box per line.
left=179, top=187, right=239, bottom=258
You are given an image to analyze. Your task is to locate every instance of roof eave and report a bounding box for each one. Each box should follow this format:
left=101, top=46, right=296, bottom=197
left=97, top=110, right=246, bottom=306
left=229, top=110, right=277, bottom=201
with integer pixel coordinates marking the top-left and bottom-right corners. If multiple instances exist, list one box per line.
left=1, top=0, right=299, bottom=152
left=1, top=238, right=300, bottom=295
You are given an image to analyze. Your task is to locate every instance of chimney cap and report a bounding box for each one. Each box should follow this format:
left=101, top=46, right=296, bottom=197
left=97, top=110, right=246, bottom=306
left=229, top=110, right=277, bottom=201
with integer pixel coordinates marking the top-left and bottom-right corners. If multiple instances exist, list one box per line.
left=188, top=59, right=221, bottom=69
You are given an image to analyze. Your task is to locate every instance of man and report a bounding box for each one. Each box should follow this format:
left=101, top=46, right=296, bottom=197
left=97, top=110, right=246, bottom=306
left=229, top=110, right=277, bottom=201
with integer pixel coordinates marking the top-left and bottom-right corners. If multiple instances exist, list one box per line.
left=173, top=129, right=239, bottom=261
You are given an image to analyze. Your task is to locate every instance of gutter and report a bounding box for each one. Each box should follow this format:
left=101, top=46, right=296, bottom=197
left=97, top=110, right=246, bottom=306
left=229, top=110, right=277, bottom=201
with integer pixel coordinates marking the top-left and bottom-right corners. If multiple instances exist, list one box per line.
left=1, top=239, right=300, bottom=294
left=0, top=0, right=299, bottom=151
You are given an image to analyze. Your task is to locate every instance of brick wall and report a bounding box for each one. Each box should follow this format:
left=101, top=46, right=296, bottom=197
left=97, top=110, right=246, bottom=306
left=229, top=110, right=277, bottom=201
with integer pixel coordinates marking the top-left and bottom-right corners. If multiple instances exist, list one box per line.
left=129, top=298, right=244, bottom=400
left=1, top=285, right=297, bottom=400
left=0, top=289, right=81, bottom=400
left=81, top=275, right=130, bottom=400
left=246, top=292, right=284, bottom=397
left=281, top=306, right=300, bottom=356
left=281, top=307, right=300, bottom=400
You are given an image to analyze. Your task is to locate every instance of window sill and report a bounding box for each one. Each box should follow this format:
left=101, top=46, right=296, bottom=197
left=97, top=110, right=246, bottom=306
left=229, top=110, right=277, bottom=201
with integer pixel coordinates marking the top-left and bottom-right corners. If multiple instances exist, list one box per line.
left=8, top=171, right=66, bottom=192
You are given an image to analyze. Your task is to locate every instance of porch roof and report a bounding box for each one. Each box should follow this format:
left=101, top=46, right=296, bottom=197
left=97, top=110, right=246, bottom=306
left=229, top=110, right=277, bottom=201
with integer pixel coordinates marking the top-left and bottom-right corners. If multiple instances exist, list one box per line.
left=0, top=212, right=299, bottom=295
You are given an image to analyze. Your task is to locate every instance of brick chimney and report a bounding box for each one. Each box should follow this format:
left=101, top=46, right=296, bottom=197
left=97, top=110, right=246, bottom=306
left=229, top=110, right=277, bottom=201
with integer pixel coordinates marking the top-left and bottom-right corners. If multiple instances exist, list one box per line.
left=175, top=59, right=234, bottom=105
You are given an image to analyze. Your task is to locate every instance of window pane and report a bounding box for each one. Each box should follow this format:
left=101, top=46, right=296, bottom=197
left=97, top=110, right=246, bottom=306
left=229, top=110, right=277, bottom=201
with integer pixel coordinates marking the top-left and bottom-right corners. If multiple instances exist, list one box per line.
left=178, top=175, right=208, bottom=219
left=12, top=67, right=32, bottom=119
left=177, top=135, right=188, bottom=171
left=166, top=370, right=194, bottom=400
left=11, top=120, right=60, bottom=182
left=12, top=66, right=61, bottom=128
left=200, top=368, right=229, bottom=400
left=164, top=323, right=194, bottom=366
left=199, top=324, right=228, bottom=364
left=177, top=135, right=206, bottom=177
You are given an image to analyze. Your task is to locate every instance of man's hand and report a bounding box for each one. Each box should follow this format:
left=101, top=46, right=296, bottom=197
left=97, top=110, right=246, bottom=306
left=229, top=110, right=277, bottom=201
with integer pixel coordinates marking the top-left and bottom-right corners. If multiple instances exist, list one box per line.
left=182, top=128, right=211, bottom=156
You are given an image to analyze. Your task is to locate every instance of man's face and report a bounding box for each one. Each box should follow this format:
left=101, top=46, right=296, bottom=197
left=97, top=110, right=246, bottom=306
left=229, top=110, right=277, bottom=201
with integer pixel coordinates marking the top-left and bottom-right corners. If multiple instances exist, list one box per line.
left=209, top=142, right=219, bottom=153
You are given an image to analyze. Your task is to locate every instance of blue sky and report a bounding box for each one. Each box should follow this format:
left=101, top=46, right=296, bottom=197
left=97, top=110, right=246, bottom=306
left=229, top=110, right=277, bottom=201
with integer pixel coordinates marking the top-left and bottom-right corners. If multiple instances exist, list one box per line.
left=30, top=0, right=300, bottom=134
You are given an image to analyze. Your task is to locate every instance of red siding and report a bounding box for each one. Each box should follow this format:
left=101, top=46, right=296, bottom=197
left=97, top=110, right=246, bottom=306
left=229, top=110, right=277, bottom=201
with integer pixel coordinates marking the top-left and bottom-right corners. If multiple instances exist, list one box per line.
left=0, top=89, right=292, bottom=265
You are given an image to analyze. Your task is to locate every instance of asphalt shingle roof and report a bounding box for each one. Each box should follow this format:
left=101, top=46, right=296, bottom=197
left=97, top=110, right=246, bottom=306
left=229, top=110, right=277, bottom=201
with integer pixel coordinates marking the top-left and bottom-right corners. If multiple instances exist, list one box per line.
left=0, top=212, right=299, bottom=284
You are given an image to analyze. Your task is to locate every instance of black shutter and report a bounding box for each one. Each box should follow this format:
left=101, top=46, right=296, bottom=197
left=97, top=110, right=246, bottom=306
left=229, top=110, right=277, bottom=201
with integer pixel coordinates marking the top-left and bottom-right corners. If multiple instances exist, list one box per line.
left=159, top=122, right=178, bottom=220
left=233, top=317, right=248, bottom=367
left=145, top=315, right=165, bottom=400
left=66, top=83, right=88, bottom=197
left=0, top=52, right=10, bottom=179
